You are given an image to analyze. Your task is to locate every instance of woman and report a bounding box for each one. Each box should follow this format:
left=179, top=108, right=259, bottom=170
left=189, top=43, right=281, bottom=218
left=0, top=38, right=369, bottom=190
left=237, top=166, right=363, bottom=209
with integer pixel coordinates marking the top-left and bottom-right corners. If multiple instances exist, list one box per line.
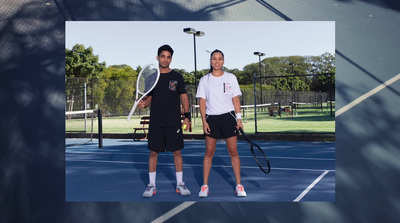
left=196, top=49, right=246, bottom=197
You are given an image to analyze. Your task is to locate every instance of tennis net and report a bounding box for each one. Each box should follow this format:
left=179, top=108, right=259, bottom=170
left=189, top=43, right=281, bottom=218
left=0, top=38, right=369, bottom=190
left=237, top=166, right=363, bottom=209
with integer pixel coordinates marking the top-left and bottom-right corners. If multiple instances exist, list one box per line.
left=65, top=109, right=103, bottom=148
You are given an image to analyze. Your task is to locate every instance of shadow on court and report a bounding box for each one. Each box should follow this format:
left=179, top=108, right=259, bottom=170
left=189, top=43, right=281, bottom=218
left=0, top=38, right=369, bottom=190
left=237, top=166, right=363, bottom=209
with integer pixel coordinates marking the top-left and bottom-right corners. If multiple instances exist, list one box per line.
left=66, top=139, right=335, bottom=202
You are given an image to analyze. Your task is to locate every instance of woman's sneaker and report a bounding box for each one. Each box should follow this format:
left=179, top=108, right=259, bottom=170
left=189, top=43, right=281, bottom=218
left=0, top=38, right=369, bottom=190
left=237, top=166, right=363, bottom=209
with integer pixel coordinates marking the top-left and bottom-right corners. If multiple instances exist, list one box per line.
left=142, top=183, right=156, bottom=198
left=235, top=184, right=247, bottom=197
left=198, top=185, right=209, bottom=198
left=176, top=182, right=191, bottom=196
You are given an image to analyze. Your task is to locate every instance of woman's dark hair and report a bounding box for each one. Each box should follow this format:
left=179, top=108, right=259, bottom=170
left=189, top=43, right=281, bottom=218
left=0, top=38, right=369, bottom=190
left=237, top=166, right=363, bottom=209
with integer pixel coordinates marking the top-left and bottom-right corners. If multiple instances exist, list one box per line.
left=208, top=49, right=224, bottom=73
left=157, top=44, right=174, bottom=56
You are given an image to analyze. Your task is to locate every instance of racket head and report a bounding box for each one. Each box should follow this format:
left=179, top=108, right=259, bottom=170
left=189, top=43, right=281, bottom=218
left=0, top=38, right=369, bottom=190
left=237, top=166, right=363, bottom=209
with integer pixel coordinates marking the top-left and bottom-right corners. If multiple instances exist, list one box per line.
left=136, top=64, right=160, bottom=95
left=250, top=143, right=271, bottom=174
left=239, top=127, right=271, bottom=174
left=127, top=63, right=160, bottom=122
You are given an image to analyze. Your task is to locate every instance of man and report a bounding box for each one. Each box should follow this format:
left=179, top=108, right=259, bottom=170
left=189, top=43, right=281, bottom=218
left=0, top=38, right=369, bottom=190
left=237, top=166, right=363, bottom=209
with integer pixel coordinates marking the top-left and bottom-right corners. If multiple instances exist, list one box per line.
left=138, top=44, right=191, bottom=197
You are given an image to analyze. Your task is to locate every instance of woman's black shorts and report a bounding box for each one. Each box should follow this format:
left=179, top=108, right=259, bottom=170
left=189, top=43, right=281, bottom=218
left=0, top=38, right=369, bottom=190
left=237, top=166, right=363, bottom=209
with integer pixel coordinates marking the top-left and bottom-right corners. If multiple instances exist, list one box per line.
left=205, top=111, right=238, bottom=139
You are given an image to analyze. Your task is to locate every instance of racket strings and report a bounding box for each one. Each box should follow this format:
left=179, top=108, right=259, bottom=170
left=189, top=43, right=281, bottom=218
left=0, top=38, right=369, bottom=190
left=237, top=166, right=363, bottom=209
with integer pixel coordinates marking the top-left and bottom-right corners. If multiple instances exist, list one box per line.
left=138, top=66, right=158, bottom=94
left=252, top=145, right=269, bottom=170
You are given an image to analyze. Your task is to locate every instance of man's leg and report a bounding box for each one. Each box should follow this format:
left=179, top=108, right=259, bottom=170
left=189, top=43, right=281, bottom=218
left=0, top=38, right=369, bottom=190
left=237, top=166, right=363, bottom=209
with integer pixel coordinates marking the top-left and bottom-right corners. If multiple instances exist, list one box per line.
left=173, top=150, right=183, bottom=173
left=143, top=150, right=159, bottom=198
left=148, top=150, right=159, bottom=184
left=173, top=149, right=191, bottom=195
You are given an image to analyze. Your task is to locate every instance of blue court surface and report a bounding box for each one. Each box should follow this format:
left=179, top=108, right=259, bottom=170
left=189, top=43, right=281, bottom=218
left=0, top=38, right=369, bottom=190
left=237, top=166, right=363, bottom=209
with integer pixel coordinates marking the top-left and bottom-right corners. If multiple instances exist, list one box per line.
left=66, top=139, right=335, bottom=202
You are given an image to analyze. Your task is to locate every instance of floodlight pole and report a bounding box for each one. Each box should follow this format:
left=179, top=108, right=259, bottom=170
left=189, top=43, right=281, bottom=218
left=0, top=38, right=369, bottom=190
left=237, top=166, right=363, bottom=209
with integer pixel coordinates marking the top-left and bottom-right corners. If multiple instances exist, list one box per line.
left=254, top=52, right=265, bottom=105
left=290, top=63, right=296, bottom=103
left=84, top=82, right=87, bottom=132
left=253, top=72, right=258, bottom=134
left=193, top=33, right=198, bottom=91
left=184, top=28, right=205, bottom=124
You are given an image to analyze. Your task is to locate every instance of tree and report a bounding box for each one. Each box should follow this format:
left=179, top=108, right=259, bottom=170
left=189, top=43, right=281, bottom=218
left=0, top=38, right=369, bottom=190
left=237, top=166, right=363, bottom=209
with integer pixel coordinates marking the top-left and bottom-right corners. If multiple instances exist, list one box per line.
left=96, top=66, right=138, bottom=116
left=65, top=44, right=106, bottom=78
left=65, top=44, right=107, bottom=112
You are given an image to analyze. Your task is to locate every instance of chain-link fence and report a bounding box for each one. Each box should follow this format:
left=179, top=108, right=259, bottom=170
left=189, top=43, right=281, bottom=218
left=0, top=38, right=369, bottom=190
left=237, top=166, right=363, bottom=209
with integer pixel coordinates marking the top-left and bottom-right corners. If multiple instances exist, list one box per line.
left=66, top=76, right=150, bottom=117
left=238, top=73, right=335, bottom=133
left=66, top=74, right=335, bottom=134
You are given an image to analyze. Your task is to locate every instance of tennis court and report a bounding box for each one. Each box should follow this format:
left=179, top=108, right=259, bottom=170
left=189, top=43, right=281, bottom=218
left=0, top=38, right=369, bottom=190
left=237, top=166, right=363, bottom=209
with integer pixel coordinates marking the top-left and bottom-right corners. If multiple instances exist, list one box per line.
left=4, top=0, right=400, bottom=223
left=66, top=138, right=334, bottom=202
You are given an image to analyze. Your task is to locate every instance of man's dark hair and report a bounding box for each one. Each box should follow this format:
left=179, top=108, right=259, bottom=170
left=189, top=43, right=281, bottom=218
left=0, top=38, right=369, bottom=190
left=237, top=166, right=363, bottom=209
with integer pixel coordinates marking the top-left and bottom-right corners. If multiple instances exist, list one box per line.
left=157, top=44, right=174, bottom=56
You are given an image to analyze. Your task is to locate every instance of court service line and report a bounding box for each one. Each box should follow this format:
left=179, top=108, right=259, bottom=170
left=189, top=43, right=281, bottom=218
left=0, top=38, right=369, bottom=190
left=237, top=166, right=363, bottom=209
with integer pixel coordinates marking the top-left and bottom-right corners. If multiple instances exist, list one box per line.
left=66, top=159, right=334, bottom=172
left=150, top=202, right=196, bottom=223
left=66, top=151, right=335, bottom=161
left=293, top=170, right=329, bottom=202
left=336, top=73, right=400, bottom=117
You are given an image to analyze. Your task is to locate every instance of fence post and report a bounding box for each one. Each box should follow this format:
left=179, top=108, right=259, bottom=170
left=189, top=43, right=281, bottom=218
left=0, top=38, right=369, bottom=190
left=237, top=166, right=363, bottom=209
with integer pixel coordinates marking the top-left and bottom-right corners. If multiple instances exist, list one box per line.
left=98, top=108, right=103, bottom=149
left=253, top=73, right=258, bottom=134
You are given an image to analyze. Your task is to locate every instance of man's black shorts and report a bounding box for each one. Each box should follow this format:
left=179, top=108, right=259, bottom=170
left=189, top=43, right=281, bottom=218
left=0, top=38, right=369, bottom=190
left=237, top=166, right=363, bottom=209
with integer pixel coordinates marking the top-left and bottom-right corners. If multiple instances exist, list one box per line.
left=148, top=126, right=184, bottom=152
left=205, top=111, right=238, bottom=139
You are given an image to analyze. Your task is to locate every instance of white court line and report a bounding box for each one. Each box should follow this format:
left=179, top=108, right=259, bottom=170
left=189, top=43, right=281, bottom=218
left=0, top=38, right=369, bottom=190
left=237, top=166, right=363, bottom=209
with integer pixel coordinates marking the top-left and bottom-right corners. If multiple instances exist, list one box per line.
left=67, top=151, right=335, bottom=161
left=336, top=73, right=400, bottom=117
left=66, top=159, right=334, bottom=172
left=293, top=170, right=329, bottom=202
left=150, top=202, right=196, bottom=223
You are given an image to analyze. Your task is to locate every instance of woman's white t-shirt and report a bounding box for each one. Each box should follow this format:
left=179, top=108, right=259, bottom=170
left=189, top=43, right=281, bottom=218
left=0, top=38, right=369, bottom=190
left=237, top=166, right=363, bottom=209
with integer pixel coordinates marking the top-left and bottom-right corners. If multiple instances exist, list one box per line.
left=196, top=72, right=242, bottom=115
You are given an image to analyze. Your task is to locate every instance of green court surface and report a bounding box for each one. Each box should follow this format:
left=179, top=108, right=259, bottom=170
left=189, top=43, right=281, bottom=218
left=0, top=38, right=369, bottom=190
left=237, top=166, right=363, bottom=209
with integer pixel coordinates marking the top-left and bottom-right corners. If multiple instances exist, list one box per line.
left=88, top=110, right=335, bottom=134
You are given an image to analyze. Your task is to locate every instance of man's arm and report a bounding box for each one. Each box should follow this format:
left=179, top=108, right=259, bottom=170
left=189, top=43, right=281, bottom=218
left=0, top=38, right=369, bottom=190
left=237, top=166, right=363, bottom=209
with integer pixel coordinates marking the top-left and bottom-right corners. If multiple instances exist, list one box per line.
left=180, top=93, right=190, bottom=131
left=138, top=95, right=152, bottom=109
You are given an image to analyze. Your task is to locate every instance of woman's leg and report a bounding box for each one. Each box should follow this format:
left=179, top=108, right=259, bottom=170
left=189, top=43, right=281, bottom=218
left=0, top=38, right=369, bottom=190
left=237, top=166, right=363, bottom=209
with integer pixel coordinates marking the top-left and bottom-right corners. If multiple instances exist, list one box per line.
left=203, top=136, right=217, bottom=186
left=226, top=136, right=241, bottom=185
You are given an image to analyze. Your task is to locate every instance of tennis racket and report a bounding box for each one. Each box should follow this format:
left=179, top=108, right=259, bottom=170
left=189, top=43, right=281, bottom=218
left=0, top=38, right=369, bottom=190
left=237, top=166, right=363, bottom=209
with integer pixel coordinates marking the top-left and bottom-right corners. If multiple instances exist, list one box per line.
left=127, top=64, right=160, bottom=121
left=238, top=127, right=271, bottom=174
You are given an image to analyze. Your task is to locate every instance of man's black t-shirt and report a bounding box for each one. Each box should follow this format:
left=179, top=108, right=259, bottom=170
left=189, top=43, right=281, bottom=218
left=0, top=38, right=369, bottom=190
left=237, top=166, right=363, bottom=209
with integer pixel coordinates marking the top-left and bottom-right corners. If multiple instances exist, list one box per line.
left=148, top=70, right=187, bottom=127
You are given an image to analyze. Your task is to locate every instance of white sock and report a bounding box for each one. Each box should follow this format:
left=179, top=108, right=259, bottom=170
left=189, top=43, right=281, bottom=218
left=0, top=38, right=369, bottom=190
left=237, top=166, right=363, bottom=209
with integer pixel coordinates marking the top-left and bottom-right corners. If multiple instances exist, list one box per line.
left=176, top=171, right=183, bottom=185
left=149, top=172, right=156, bottom=185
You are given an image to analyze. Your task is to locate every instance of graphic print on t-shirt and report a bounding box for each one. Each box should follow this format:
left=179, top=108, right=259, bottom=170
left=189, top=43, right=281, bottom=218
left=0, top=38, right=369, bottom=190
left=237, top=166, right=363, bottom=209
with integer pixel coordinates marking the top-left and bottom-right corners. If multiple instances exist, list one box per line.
left=169, top=80, right=177, bottom=91
left=223, top=83, right=232, bottom=93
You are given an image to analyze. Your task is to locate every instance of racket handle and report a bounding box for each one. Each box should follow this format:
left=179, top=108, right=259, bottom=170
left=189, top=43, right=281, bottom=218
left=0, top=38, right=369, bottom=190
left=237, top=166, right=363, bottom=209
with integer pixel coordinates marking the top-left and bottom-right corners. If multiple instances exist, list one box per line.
left=127, top=102, right=139, bottom=122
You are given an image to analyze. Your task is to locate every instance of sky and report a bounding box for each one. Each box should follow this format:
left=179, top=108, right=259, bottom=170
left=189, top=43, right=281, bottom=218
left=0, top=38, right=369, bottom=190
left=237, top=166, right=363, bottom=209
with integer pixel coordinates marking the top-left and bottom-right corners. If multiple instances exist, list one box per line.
left=66, top=21, right=335, bottom=72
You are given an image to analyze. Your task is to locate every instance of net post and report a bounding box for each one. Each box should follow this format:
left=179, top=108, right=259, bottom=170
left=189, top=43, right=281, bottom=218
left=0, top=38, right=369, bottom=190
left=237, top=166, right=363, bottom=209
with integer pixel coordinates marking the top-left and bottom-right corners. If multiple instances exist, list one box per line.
left=98, top=108, right=103, bottom=148
left=84, top=82, right=87, bottom=132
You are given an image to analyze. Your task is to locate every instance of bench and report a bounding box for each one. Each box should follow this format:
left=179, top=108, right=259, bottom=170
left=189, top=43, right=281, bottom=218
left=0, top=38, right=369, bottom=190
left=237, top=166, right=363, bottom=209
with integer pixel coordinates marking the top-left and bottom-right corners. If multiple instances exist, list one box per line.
left=133, top=116, right=150, bottom=141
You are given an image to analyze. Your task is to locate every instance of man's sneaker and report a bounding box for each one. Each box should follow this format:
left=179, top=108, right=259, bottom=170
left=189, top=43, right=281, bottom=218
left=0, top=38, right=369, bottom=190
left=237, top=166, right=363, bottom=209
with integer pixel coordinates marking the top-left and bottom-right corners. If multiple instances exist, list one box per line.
left=235, top=184, right=247, bottom=197
left=142, top=183, right=156, bottom=198
left=176, top=182, right=191, bottom=196
left=198, top=185, right=209, bottom=198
